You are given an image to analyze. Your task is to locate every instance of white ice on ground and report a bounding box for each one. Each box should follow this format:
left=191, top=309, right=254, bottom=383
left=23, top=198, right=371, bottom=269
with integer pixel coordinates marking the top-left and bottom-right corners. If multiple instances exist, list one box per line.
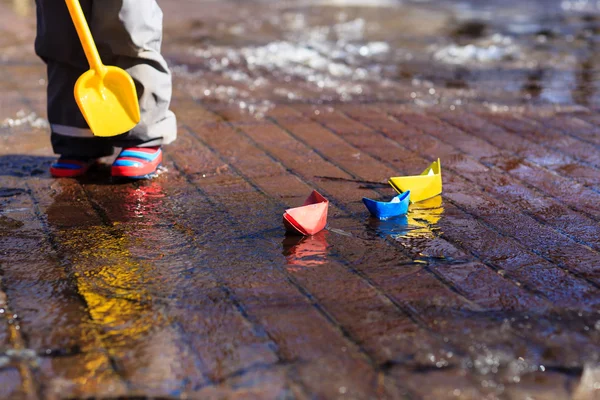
left=1, top=110, right=49, bottom=129
left=282, top=0, right=400, bottom=7
left=182, top=15, right=398, bottom=112
left=432, top=34, right=520, bottom=65
left=561, top=0, right=600, bottom=11
left=174, top=0, right=600, bottom=113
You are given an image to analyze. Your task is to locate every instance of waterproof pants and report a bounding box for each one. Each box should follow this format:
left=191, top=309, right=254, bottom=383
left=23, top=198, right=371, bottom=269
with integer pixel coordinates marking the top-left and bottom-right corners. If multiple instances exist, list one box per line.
left=34, top=0, right=177, bottom=158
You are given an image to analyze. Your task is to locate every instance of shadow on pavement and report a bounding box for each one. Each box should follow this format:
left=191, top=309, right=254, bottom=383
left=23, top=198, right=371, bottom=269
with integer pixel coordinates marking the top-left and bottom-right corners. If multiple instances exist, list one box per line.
left=0, top=154, right=54, bottom=177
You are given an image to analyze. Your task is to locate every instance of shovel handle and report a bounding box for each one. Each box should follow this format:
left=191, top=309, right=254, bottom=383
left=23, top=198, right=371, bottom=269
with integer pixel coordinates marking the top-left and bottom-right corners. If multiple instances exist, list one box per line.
left=64, top=0, right=105, bottom=75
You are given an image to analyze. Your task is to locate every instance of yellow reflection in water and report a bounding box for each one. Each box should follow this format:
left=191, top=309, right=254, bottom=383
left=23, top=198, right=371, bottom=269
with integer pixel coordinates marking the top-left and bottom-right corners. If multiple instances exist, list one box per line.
left=365, top=196, right=444, bottom=241
left=65, top=227, right=156, bottom=341
left=365, top=196, right=445, bottom=261
left=60, top=225, right=163, bottom=377
left=45, top=181, right=167, bottom=392
left=402, top=195, right=444, bottom=239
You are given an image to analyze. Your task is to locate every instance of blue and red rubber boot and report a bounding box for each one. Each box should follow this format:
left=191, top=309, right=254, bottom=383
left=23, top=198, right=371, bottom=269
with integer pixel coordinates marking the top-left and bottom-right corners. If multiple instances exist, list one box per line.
left=50, top=157, right=97, bottom=178
left=111, top=147, right=162, bottom=179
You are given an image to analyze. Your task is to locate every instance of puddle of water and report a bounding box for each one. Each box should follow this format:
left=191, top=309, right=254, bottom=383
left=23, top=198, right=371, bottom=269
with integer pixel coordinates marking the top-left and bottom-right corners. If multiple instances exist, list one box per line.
left=167, top=0, right=600, bottom=113
left=3, top=0, right=598, bottom=395
left=366, top=215, right=413, bottom=240
left=40, top=181, right=174, bottom=365
left=405, top=196, right=445, bottom=235
left=282, top=231, right=329, bottom=271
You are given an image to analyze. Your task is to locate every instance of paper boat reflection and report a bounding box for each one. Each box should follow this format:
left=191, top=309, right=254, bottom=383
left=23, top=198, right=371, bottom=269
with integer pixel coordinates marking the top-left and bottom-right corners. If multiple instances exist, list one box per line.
left=362, top=191, right=410, bottom=220
left=409, top=195, right=444, bottom=226
left=282, top=231, right=328, bottom=271
left=367, top=215, right=412, bottom=240
left=388, top=158, right=442, bottom=203
left=283, top=190, right=329, bottom=236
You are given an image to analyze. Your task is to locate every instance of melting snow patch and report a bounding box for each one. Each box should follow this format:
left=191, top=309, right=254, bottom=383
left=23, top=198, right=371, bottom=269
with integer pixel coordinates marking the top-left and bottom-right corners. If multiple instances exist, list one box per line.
left=561, top=0, right=600, bottom=11
left=2, top=110, right=49, bottom=129
left=432, top=34, right=520, bottom=65
left=186, top=36, right=391, bottom=105
left=307, top=0, right=399, bottom=6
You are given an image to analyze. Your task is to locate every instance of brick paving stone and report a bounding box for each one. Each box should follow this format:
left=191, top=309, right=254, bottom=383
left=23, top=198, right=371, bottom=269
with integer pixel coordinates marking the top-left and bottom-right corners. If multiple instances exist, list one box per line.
left=0, top=369, right=27, bottom=400
left=0, top=325, right=6, bottom=353
left=0, top=180, right=126, bottom=397
left=82, top=175, right=284, bottom=388
left=436, top=205, right=600, bottom=310
left=268, top=106, right=556, bottom=306
left=480, top=113, right=600, bottom=180
left=337, top=105, right=600, bottom=286
left=28, top=179, right=212, bottom=396
left=266, top=120, right=543, bottom=309
left=277, top=105, right=599, bottom=344
left=390, top=366, right=576, bottom=400
left=186, top=366, right=298, bottom=399
left=36, top=354, right=126, bottom=399
left=578, top=114, right=600, bottom=138
left=262, top=106, right=600, bottom=366
left=388, top=366, right=494, bottom=400
left=188, top=109, right=478, bottom=310
left=436, top=111, right=600, bottom=220
left=190, top=106, right=598, bottom=377
left=378, top=110, right=600, bottom=253
left=0, top=114, right=122, bottom=399
left=1, top=111, right=186, bottom=396
left=168, top=121, right=404, bottom=398
left=529, top=114, right=600, bottom=147
left=176, top=110, right=463, bottom=370
left=3, top=83, right=599, bottom=399
left=501, top=371, right=575, bottom=400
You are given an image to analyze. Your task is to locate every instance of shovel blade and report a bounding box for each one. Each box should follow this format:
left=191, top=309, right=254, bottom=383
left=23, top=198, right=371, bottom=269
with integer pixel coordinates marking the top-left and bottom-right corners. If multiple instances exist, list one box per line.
left=74, top=66, right=141, bottom=137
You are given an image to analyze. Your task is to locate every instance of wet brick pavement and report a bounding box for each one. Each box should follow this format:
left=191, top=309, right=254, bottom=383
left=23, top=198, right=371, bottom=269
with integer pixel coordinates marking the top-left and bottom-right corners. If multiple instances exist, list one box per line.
left=0, top=0, right=599, bottom=399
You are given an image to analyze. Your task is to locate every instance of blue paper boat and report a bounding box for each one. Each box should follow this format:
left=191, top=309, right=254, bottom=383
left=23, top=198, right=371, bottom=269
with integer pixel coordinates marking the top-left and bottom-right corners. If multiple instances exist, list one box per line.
left=362, top=191, right=410, bottom=220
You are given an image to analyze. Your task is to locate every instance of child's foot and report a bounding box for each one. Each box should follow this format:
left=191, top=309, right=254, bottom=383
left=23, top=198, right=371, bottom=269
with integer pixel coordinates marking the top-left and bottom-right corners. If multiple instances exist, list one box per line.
left=111, top=147, right=162, bottom=179
left=50, top=157, right=97, bottom=178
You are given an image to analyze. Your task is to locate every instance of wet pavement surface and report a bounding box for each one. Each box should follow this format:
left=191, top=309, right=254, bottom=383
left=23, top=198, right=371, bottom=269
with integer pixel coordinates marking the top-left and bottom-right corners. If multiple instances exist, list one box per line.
left=1, top=0, right=600, bottom=399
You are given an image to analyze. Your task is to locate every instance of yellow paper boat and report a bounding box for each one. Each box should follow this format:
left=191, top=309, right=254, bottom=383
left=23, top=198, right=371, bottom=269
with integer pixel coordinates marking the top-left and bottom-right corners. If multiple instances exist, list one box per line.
left=388, top=158, right=442, bottom=203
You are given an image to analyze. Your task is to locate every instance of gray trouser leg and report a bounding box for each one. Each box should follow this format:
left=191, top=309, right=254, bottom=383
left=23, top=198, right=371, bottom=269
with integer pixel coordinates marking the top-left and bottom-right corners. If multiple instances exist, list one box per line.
left=34, top=0, right=177, bottom=157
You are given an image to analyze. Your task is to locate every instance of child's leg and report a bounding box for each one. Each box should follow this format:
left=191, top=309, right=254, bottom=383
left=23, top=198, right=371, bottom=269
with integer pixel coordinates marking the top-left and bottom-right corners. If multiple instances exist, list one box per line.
left=34, top=0, right=115, bottom=160
left=90, top=0, right=177, bottom=149
left=35, top=0, right=177, bottom=156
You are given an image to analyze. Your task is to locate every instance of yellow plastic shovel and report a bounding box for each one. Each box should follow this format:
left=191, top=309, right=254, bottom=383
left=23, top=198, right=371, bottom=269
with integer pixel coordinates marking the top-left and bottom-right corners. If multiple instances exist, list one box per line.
left=65, top=0, right=140, bottom=137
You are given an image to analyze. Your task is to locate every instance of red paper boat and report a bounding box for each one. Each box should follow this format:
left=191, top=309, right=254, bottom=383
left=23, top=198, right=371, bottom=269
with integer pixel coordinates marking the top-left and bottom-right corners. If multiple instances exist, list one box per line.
left=283, top=190, right=329, bottom=236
